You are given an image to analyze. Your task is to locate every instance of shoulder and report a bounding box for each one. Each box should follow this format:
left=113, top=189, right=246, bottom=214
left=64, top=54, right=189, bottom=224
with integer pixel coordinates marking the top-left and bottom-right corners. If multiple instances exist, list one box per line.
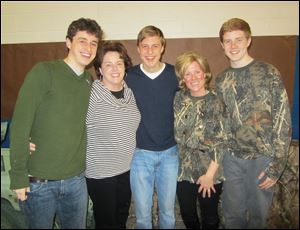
left=36, top=60, right=62, bottom=68
left=90, top=80, right=105, bottom=101
left=208, top=90, right=225, bottom=109
left=254, top=60, right=280, bottom=74
left=207, top=90, right=220, bottom=103
left=25, top=61, right=58, bottom=83
left=31, top=61, right=52, bottom=71
left=126, top=65, right=142, bottom=82
left=164, top=63, right=174, bottom=69
left=91, top=80, right=104, bottom=92
left=126, top=65, right=140, bottom=75
left=124, top=81, right=133, bottom=92
left=252, top=61, right=282, bottom=83
left=164, top=63, right=176, bottom=73
left=163, top=63, right=178, bottom=86
left=30, top=60, right=66, bottom=76
left=174, top=90, right=188, bottom=103
left=83, top=71, right=93, bottom=83
left=209, top=90, right=218, bottom=98
left=215, top=67, right=231, bottom=82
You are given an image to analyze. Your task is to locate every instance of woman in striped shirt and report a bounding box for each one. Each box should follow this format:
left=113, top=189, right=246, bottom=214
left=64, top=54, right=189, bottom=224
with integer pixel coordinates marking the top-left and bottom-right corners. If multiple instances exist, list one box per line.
left=85, top=41, right=141, bottom=229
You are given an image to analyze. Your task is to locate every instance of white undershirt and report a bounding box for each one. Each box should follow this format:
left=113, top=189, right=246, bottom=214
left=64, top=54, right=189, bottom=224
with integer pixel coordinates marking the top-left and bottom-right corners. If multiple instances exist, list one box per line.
left=65, top=62, right=84, bottom=76
left=140, top=63, right=166, bottom=80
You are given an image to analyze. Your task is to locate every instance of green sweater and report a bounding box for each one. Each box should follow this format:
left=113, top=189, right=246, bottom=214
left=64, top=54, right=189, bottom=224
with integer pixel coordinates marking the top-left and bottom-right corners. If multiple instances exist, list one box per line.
left=9, top=60, right=92, bottom=189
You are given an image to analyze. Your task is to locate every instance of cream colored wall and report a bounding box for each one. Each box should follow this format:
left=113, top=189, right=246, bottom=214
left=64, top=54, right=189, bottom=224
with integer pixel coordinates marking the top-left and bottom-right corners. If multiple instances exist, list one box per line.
left=1, top=1, right=299, bottom=44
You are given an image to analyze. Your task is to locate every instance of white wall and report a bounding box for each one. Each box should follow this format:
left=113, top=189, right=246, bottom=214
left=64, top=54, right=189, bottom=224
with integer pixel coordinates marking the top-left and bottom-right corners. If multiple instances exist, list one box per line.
left=1, top=1, right=299, bottom=44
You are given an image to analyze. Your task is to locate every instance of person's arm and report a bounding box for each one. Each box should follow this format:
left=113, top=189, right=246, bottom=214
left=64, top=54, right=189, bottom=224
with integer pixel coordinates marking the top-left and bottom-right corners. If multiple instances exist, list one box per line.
left=207, top=97, right=228, bottom=167
left=9, top=62, right=50, bottom=190
left=174, top=91, right=188, bottom=145
left=260, top=68, right=292, bottom=189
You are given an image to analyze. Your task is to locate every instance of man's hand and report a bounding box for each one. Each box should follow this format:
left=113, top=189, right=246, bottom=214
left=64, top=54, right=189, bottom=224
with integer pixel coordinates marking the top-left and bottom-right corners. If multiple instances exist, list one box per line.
left=13, top=187, right=30, bottom=201
left=258, top=171, right=277, bottom=190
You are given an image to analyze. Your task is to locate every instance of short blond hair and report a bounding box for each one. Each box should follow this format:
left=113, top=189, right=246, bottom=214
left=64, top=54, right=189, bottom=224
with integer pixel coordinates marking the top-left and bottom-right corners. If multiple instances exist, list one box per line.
left=137, top=25, right=166, bottom=47
left=175, top=51, right=212, bottom=91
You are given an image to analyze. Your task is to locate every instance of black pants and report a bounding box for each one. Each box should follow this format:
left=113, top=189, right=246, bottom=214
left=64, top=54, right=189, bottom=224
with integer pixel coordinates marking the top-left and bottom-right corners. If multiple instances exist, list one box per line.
left=86, top=171, right=131, bottom=229
left=177, top=180, right=223, bottom=229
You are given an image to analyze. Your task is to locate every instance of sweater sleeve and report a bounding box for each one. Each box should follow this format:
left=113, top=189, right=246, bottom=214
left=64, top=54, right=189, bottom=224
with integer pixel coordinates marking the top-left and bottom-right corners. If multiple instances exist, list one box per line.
left=207, top=96, right=228, bottom=165
left=9, top=62, right=51, bottom=189
left=264, top=69, right=292, bottom=180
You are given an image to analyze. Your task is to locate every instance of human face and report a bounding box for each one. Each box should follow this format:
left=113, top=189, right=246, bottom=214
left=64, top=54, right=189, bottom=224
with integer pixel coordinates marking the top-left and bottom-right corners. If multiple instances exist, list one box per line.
left=221, top=30, right=252, bottom=68
left=137, top=36, right=164, bottom=73
left=66, top=31, right=99, bottom=72
left=183, top=61, right=206, bottom=97
left=100, top=51, right=125, bottom=91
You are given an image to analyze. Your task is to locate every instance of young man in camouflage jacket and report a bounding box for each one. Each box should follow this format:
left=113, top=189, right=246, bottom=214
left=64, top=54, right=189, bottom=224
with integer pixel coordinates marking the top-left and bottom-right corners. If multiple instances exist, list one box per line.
left=216, top=18, right=292, bottom=229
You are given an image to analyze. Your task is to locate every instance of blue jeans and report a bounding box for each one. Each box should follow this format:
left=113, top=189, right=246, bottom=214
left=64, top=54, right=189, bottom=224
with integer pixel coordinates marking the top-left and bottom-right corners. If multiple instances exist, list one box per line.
left=19, top=172, right=88, bottom=229
left=222, top=153, right=274, bottom=229
left=130, top=145, right=179, bottom=229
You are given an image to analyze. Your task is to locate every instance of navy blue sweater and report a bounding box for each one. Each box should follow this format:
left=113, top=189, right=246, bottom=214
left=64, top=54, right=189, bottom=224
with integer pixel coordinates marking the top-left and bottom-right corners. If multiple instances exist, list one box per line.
left=126, top=64, right=178, bottom=151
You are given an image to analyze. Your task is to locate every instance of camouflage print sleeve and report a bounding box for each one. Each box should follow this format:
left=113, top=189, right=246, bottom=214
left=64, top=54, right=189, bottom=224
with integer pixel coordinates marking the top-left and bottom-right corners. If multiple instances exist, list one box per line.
left=207, top=95, right=228, bottom=165
left=173, top=91, right=186, bottom=145
left=264, top=68, right=292, bottom=180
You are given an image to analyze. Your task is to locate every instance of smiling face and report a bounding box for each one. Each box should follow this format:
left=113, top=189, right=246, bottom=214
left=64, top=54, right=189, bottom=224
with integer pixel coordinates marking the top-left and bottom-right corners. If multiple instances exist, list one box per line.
left=221, top=30, right=252, bottom=68
left=66, top=30, right=99, bottom=72
left=137, top=35, right=164, bottom=73
left=100, top=51, right=125, bottom=91
left=183, top=61, right=206, bottom=97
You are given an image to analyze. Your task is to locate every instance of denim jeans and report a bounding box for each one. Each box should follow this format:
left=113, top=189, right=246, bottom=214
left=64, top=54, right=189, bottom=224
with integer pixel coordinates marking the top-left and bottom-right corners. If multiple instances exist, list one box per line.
left=19, top=172, right=88, bottom=229
left=222, top=153, right=274, bottom=229
left=130, top=145, right=179, bottom=229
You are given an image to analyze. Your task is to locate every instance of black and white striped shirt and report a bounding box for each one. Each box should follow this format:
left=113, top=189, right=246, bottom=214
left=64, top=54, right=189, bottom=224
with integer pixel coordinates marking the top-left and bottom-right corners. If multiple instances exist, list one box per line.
left=85, top=80, right=141, bottom=179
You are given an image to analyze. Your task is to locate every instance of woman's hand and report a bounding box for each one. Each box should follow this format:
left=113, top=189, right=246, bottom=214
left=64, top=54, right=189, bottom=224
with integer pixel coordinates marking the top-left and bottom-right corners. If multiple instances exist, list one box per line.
left=29, top=142, right=36, bottom=154
left=196, top=160, right=219, bottom=198
left=196, top=174, right=215, bottom=198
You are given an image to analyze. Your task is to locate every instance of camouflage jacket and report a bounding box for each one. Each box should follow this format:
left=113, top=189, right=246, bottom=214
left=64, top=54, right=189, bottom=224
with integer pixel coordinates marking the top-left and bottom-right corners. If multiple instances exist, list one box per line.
left=215, top=60, right=292, bottom=180
left=174, top=90, right=227, bottom=183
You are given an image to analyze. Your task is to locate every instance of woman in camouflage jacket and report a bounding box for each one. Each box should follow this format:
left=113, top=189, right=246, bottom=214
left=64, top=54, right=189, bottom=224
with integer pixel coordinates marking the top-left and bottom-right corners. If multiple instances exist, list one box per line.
left=174, top=52, right=228, bottom=229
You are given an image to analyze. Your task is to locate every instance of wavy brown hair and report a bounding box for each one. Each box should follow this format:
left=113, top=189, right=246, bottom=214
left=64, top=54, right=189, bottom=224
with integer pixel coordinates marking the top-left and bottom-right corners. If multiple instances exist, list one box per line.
left=94, top=41, right=132, bottom=80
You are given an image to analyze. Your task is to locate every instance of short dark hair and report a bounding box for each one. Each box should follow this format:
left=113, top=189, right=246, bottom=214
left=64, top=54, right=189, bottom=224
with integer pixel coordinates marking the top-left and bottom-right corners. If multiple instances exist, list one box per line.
left=94, top=41, right=132, bottom=79
left=66, top=18, right=103, bottom=41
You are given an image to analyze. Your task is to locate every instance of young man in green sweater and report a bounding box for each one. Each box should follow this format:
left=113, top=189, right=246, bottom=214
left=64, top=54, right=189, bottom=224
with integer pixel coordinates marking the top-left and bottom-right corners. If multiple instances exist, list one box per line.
left=9, top=18, right=103, bottom=229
